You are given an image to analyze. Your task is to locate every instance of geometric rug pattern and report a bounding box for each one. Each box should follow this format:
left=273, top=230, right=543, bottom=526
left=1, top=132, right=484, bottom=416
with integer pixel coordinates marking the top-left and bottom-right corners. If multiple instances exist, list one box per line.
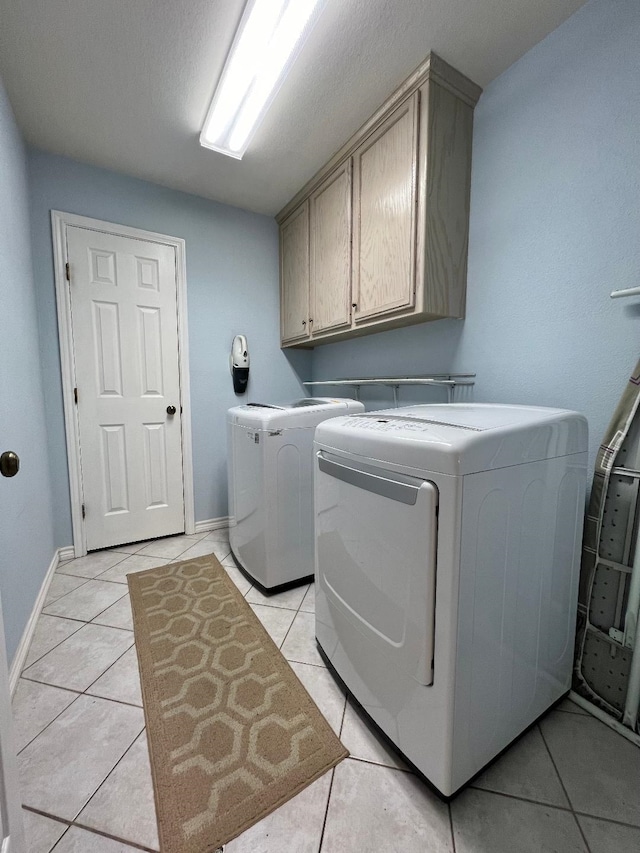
left=128, top=554, right=347, bottom=853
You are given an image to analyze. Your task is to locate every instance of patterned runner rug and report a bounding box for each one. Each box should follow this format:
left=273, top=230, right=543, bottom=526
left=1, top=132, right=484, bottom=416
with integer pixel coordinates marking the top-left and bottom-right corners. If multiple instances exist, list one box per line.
left=128, top=554, right=347, bottom=853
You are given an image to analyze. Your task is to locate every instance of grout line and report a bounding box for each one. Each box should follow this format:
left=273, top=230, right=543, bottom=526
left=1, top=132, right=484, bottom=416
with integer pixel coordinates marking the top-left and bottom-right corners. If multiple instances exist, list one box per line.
left=82, top=639, right=139, bottom=702
left=19, top=618, right=86, bottom=672
left=65, top=725, right=149, bottom=844
left=84, top=589, right=132, bottom=622
left=15, top=689, right=84, bottom=756
left=468, top=783, right=574, bottom=812
left=24, top=804, right=156, bottom=852
left=573, top=811, right=640, bottom=832
left=43, top=577, right=92, bottom=605
left=72, top=721, right=147, bottom=819
left=347, top=754, right=412, bottom=774
left=448, top=801, right=457, bottom=853
left=316, top=767, right=336, bottom=853
left=338, top=688, right=348, bottom=738
left=537, top=722, right=586, bottom=828
left=19, top=674, right=144, bottom=712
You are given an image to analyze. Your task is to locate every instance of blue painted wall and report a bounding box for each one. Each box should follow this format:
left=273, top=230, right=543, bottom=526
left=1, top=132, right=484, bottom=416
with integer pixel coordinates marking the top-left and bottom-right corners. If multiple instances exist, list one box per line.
left=28, top=151, right=311, bottom=546
left=312, top=0, right=640, bottom=468
left=0, top=83, right=56, bottom=662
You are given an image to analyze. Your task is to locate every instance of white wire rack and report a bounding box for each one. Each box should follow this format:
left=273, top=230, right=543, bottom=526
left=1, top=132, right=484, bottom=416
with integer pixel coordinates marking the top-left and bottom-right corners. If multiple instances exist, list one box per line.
left=611, top=286, right=640, bottom=299
left=303, top=374, right=476, bottom=406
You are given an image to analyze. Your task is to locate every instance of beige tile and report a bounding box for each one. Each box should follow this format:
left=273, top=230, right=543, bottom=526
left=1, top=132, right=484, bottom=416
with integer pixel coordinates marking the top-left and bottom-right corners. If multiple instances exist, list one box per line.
left=221, top=561, right=252, bottom=595
left=451, top=788, right=586, bottom=853
left=95, top=554, right=171, bottom=584
left=92, top=594, right=133, bottom=631
left=23, top=614, right=84, bottom=668
left=280, top=611, right=324, bottom=666
left=22, top=808, right=68, bottom=853
left=12, top=678, right=77, bottom=752
left=178, top=539, right=220, bottom=561
left=19, top=694, right=144, bottom=820
left=289, top=661, right=347, bottom=735
left=214, top=542, right=233, bottom=560
left=23, top=624, right=134, bottom=691
left=78, top=732, right=159, bottom=850
left=52, top=826, right=140, bottom=851
left=226, top=769, right=332, bottom=853
left=473, top=725, right=569, bottom=807
left=43, top=579, right=128, bottom=621
left=43, top=574, right=88, bottom=606
left=340, top=700, right=405, bottom=770
left=87, top=647, right=142, bottom=706
left=249, top=603, right=296, bottom=647
left=540, top=711, right=640, bottom=825
left=246, top=583, right=309, bottom=611
left=203, top=527, right=229, bottom=540
left=135, top=533, right=202, bottom=560
left=56, top=551, right=129, bottom=579
left=300, top=582, right=315, bottom=614
left=322, top=759, right=452, bottom=853
left=577, top=815, right=640, bottom=853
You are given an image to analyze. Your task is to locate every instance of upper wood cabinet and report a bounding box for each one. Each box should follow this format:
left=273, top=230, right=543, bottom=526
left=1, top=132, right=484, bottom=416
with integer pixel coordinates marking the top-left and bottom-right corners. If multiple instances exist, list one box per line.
left=310, top=161, right=352, bottom=336
left=280, top=201, right=310, bottom=345
left=352, top=93, right=418, bottom=323
left=277, top=52, right=482, bottom=348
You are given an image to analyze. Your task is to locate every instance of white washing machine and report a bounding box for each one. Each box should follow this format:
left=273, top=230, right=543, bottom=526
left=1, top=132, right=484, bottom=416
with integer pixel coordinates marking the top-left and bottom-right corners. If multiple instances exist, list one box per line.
left=227, top=398, right=364, bottom=591
left=314, top=403, right=588, bottom=797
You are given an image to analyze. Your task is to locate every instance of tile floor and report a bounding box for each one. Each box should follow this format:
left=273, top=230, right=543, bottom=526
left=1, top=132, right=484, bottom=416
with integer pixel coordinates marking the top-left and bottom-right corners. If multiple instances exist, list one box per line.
left=13, top=527, right=640, bottom=852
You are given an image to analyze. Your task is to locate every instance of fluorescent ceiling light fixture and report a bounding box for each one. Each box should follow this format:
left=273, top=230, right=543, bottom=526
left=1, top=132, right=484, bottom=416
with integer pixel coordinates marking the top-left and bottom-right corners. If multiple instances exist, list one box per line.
left=200, top=0, right=324, bottom=159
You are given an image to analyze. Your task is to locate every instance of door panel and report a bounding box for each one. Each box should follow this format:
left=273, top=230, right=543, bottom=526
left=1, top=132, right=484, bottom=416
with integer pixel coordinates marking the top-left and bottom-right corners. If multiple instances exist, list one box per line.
left=353, top=93, right=419, bottom=321
left=310, top=163, right=352, bottom=335
left=280, top=202, right=310, bottom=344
left=67, top=226, right=185, bottom=550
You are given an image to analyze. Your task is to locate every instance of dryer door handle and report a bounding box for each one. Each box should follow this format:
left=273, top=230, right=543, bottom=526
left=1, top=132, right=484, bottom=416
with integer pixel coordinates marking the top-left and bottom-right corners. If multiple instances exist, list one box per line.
left=317, top=454, right=420, bottom=506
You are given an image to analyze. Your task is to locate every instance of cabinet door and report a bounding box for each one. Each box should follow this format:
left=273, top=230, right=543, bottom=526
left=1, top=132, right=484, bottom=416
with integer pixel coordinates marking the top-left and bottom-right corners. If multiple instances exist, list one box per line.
left=280, top=201, right=310, bottom=344
left=310, top=162, right=352, bottom=336
left=352, top=92, right=419, bottom=322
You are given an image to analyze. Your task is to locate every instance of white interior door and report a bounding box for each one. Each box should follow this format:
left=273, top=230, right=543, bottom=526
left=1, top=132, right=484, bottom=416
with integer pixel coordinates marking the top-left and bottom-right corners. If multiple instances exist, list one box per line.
left=67, top=226, right=185, bottom=550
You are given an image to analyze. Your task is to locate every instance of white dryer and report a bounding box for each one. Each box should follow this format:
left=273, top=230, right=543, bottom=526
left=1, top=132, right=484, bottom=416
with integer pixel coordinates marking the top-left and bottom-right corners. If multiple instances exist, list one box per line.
left=314, top=403, right=588, bottom=797
left=227, top=398, right=364, bottom=591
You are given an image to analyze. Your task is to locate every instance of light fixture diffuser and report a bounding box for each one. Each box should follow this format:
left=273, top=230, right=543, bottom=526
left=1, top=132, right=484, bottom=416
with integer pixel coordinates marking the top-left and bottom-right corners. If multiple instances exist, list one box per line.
left=200, top=0, right=324, bottom=159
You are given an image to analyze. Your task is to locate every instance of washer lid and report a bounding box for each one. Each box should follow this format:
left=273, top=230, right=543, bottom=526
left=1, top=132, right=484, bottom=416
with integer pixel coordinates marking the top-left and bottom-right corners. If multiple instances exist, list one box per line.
left=227, top=397, right=364, bottom=430
left=314, top=403, right=588, bottom=475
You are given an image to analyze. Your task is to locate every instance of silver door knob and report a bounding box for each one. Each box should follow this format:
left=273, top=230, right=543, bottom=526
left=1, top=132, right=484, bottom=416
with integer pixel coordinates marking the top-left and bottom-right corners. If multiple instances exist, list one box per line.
left=0, top=451, right=20, bottom=478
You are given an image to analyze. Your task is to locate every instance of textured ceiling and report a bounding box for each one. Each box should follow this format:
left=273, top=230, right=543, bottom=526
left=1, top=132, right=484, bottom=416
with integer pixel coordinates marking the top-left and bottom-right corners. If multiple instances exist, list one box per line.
left=0, top=0, right=586, bottom=215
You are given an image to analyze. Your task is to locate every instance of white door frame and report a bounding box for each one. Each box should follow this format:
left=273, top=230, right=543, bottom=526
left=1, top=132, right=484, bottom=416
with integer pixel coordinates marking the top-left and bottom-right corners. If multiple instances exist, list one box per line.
left=51, top=210, right=195, bottom=557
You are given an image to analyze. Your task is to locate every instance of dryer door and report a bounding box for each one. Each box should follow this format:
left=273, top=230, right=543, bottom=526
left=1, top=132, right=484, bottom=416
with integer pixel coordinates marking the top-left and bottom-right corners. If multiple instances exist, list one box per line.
left=316, top=451, right=438, bottom=685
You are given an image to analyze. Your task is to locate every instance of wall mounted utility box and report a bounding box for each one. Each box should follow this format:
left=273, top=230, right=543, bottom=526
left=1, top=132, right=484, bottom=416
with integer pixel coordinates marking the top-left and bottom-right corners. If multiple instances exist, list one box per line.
left=277, top=52, right=482, bottom=348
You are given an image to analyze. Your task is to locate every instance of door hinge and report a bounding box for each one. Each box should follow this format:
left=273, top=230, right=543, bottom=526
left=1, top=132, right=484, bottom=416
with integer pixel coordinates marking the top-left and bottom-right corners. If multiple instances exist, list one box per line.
left=65, top=262, right=70, bottom=281
left=74, top=387, right=78, bottom=405
left=82, top=503, right=86, bottom=519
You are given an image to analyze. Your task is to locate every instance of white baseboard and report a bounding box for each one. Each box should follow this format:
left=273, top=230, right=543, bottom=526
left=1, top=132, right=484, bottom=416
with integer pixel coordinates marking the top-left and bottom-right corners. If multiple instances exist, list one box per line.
left=9, top=548, right=65, bottom=695
left=194, top=516, right=229, bottom=534
left=58, top=545, right=75, bottom=562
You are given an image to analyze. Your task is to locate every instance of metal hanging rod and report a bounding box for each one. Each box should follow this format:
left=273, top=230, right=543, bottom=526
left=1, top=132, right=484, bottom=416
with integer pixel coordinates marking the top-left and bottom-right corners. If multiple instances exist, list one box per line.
left=611, top=286, right=640, bottom=299
left=303, top=374, right=475, bottom=405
